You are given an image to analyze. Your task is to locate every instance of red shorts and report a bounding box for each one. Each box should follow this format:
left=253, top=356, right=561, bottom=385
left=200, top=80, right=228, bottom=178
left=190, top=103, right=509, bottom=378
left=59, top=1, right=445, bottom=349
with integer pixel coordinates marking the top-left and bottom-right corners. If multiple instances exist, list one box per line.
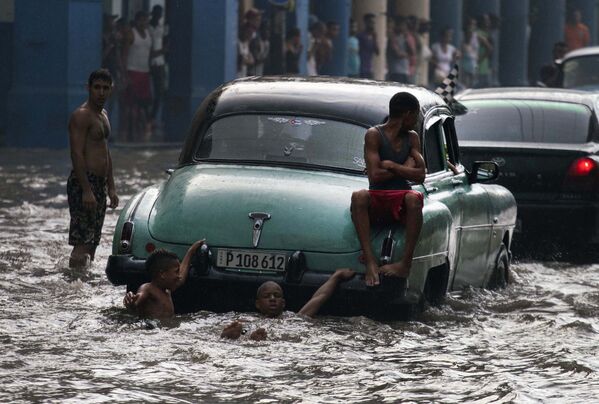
left=368, top=189, right=423, bottom=224
left=125, top=70, right=152, bottom=105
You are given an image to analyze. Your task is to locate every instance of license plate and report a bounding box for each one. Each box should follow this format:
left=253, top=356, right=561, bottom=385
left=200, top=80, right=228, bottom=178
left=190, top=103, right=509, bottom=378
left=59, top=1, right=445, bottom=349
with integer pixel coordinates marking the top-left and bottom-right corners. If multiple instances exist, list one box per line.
left=216, top=249, right=287, bottom=272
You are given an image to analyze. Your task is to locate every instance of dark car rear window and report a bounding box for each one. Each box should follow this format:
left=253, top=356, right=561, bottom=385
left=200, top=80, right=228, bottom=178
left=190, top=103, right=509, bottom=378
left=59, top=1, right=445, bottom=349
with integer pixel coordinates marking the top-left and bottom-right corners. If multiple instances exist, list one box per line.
left=455, top=99, right=592, bottom=144
left=194, top=114, right=367, bottom=171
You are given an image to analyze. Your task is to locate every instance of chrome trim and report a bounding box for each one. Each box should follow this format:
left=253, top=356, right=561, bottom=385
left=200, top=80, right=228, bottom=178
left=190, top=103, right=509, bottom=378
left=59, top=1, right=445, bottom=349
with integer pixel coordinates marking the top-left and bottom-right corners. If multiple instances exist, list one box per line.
left=248, top=212, right=271, bottom=248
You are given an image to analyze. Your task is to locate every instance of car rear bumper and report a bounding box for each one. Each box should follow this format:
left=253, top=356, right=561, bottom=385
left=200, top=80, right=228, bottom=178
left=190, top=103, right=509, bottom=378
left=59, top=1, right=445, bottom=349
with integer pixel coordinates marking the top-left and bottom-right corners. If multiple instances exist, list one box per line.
left=106, top=254, right=422, bottom=314
left=517, top=201, right=599, bottom=243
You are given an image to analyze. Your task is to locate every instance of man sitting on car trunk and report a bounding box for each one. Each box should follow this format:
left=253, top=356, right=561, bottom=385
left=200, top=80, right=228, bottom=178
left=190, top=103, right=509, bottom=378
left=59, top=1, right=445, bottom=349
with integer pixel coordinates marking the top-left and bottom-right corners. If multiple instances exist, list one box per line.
left=350, top=92, right=426, bottom=287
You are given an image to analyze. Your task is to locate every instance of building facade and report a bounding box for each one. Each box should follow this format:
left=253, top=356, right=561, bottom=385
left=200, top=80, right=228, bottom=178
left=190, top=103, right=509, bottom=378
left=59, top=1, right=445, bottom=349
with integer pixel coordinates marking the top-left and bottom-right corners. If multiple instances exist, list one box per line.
left=0, top=0, right=597, bottom=147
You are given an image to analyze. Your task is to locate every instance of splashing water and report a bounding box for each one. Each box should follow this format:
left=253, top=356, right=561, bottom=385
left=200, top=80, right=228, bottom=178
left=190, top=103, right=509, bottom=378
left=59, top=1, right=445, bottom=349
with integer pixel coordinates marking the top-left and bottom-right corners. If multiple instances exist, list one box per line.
left=1, top=148, right=598, bottom=402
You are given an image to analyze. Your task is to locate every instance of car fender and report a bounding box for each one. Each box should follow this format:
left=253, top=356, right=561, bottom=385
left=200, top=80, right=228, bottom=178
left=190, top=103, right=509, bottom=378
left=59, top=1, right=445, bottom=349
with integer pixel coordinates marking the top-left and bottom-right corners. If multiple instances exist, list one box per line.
left=112, top=183, right=164, bottom=256
left=370, top=199, right=452, bottom=294
left=484, top=183, right=517, bottom=253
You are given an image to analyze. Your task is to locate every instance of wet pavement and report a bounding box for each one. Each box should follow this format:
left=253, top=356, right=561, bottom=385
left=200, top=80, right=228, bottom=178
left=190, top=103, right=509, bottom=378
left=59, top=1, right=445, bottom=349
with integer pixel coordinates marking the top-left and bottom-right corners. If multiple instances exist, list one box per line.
left=1, top=147, right=598, bottom=402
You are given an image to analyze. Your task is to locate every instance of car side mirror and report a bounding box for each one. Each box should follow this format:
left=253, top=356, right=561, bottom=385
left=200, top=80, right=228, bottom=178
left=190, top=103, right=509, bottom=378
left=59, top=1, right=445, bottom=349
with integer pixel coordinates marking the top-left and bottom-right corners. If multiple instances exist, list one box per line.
left=165, top=168, right=174, bottom=176
left=469, top=161, right=499, bottom=183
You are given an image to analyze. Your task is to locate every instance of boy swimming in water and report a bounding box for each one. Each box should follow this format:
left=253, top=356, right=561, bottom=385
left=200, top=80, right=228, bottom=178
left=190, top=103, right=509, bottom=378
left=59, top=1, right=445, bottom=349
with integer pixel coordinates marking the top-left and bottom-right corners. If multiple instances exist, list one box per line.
left=221, top=268, right=355, bottom=340
left=123, top=240, right=205, bottom=319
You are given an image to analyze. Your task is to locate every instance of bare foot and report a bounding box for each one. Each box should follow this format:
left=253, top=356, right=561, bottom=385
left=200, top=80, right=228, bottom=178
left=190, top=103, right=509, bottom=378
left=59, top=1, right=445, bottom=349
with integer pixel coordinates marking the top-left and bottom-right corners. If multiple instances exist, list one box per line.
left=379, top=261, right=410, bottom=278
left=365, top=260, right=380, bottom=286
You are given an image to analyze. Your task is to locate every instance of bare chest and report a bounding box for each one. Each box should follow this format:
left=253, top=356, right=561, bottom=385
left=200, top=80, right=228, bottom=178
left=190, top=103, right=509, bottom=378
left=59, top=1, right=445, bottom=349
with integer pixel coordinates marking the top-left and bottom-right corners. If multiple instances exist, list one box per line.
left=144, top=290, right=175, bottom=318
left=88, top=114, right=111, bottom=143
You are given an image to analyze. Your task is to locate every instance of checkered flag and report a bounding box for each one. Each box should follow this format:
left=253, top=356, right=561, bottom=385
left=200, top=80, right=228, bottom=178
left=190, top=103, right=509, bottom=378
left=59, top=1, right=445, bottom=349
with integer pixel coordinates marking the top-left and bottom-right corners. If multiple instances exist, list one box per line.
left=434, top=63, right=467, bottom=115
left=435, top=63, right=459, bottom=103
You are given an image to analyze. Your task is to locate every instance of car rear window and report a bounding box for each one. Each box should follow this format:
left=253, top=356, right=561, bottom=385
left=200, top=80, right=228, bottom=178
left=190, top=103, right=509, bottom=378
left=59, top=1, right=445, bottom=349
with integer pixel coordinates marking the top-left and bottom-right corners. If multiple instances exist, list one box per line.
left=195, top=114, right=367, bottom=172
left=455, top=99, right=592, bottom=144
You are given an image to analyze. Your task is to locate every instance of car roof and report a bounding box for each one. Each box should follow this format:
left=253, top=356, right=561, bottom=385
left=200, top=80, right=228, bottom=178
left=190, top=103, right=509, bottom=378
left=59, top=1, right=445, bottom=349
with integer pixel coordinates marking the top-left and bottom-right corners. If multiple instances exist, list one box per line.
left=455, top=87, right=599, bottom=110
left=206, top=76, right=448, bottom=126
left=562, top=46, right=599, bottom=61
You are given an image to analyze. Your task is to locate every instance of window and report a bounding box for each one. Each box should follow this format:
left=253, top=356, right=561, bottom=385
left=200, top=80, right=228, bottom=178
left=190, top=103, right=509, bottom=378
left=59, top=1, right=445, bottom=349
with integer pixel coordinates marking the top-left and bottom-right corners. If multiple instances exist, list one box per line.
left=195, top=115, right=367, bottom=171
left=531, top=101, right=592, bottom=144
left=455, top=99, right=592, bottom=144
left=563, top=56, right=599, bottom=89
left=424, top=122, right=445, bottom=174
left=454, top=100, right=529, bottom=142
left=442, top=117, right=460, bottom=166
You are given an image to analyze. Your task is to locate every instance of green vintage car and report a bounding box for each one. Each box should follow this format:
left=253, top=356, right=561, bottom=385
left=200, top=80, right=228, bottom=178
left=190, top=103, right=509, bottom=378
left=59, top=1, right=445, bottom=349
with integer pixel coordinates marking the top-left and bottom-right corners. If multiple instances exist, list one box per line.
left=106, top=77, right=517, bottom=316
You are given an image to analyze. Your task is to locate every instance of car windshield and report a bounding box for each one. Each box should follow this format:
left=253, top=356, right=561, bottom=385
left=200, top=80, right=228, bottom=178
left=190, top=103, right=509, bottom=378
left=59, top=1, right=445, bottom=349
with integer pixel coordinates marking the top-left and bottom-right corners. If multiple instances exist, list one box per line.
left=455, top=99, right=592, bottom=144
left=562, top=56, right=599, bottom=89
left=195, top=114, right=367, bottom=171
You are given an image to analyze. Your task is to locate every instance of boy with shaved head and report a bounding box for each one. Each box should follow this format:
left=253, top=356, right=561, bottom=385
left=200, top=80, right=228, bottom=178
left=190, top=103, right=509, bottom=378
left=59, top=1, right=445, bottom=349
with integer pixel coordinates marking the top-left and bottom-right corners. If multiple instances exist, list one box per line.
left=221, top=269, right=355, bottom=340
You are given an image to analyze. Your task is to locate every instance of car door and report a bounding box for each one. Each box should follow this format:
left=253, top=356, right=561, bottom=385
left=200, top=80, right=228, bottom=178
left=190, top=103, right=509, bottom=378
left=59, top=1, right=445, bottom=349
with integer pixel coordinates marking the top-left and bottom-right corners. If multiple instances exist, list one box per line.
left=421, top=113, right=463, bottom=287
left=443, top=116, right=494, bottom=288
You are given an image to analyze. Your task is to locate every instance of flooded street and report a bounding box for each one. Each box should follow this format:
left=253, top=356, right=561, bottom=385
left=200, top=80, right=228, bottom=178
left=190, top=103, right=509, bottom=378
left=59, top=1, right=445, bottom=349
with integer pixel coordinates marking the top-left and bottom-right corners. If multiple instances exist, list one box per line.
left=1, top=148, right=599, bottom=403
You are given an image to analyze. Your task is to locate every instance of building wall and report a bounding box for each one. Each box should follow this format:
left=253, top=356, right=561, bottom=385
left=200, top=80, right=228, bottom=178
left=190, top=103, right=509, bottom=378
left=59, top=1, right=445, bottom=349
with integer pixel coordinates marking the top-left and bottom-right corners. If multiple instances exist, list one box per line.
left=2, top=0, right=598, bottom=147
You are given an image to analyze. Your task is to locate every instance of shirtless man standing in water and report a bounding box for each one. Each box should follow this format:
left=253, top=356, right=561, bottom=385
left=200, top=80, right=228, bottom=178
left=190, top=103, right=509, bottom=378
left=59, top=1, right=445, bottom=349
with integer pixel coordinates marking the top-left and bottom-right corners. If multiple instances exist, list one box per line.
left=67, top=69, right=119, bottom=268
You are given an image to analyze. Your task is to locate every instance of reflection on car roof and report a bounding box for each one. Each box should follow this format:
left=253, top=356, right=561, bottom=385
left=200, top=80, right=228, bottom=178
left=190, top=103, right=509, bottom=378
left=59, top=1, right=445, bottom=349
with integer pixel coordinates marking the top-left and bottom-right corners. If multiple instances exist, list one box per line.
left=562, top=46, right=599, bottom=60
left=210, top=76, right=448, bottom=127
left=456, top=87, right=598, bottom=109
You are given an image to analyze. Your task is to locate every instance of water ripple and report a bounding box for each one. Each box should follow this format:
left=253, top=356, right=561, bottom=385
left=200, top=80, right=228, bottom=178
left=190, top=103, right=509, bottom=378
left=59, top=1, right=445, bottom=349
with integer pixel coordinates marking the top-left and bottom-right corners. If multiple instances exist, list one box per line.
left=1, top=148, right=599, bottom=402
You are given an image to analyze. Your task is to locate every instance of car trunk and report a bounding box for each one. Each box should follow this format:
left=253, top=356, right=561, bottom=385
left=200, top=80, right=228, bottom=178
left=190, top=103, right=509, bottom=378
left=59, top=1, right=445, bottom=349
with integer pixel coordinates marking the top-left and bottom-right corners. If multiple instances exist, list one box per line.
left=147, top=164, right=367, bottom=253
left=459, top=141, right=598, bottom=202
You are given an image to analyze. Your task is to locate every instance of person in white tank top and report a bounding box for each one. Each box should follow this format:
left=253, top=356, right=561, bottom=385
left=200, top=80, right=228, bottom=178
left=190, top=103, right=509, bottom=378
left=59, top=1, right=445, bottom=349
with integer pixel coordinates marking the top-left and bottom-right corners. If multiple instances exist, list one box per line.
left=123, top=11, right=153, bottom=142
left=126, top=13, right=152, bottom=73
left=431, top=27, right=459, bottom=86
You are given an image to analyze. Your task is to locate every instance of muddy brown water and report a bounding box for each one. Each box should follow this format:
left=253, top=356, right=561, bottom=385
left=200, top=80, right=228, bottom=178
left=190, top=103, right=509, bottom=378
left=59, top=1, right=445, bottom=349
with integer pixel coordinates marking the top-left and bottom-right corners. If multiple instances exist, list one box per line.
left=1, top=148, right=598, bottom=403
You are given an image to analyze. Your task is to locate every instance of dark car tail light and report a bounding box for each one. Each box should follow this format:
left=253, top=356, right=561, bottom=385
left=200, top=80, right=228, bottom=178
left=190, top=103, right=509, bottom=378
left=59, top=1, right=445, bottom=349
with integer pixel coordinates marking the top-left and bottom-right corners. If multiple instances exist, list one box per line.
left=191, top=243, right=211, bottom=276
left=285, top=251, right=305, bottom=284
left=568, top=157, right=597, bottom=177
left=119, top=221, right=134, bottom=253
left=562, top=157, right=599, bottom=194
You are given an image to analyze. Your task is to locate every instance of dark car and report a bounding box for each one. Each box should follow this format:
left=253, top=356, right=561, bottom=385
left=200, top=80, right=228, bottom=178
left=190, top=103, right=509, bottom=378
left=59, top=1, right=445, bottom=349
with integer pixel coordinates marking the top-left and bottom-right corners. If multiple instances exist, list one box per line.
left=455, top=88, right=599, bottom=251
left=106, top=77, right=516, bottom=317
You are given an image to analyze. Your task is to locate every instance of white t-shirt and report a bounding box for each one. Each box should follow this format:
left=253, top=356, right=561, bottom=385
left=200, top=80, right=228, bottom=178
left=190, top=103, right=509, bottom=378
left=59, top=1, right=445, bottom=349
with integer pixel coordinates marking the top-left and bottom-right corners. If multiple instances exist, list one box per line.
left=127, top=27, right=152, bottom=72
left=431, top=42, right=457, bottom=79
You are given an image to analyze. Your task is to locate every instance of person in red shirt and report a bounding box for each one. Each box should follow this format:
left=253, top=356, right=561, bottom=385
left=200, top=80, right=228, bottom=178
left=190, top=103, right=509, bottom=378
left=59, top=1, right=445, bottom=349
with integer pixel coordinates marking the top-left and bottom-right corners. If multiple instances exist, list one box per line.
left=564, top=9, right=590, bottom=51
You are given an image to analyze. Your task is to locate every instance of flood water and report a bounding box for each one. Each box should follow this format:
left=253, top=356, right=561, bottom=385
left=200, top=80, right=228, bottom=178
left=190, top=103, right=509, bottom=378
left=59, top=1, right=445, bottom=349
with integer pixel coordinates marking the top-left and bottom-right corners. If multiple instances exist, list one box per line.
left=1, top=147, right=599, bottom=403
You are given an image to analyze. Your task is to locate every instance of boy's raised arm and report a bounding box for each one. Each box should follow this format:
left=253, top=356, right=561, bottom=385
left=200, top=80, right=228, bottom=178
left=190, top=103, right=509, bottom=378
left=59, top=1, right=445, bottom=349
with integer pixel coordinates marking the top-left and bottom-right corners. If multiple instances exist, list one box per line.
left=298, top=269, right=355, bottom=318
left=175, top=239, right=206, bottom=289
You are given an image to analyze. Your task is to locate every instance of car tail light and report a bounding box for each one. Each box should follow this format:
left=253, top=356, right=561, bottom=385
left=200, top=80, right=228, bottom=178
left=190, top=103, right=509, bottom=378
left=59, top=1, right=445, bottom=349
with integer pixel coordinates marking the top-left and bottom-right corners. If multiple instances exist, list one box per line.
left=191, top=243, right=211, bottom=276
left=568, top=157, right=597, bottom=177
left=285, top=251, right=305, bottom=284
left=119, top=221, right=134, bottom=253
left=562, top=157, right=598, bottom=193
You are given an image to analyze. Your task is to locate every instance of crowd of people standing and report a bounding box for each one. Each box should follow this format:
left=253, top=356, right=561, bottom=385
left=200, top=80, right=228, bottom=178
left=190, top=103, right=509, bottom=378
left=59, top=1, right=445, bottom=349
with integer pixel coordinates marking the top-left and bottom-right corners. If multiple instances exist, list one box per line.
left=234, top=9, right=500, bottom=91
left=236, top=8, right=343, bottom=77
left=101, top=6, right=593, bottom=143
left=101, top=5, right=168, bottom=143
